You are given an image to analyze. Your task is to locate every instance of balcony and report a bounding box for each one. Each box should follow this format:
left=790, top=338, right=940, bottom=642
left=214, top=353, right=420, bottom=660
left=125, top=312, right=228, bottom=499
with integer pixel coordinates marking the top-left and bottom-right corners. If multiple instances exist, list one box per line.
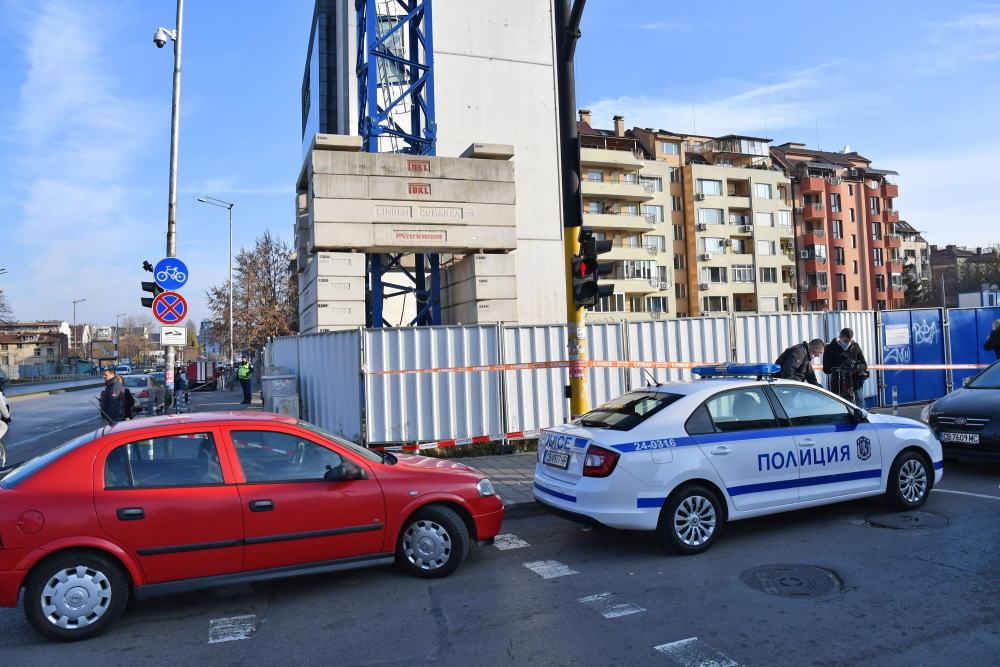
left=885, top=234, right=902, bottom=248
left=608, top=278, right=660, bottom=295
left=778, top=224, right=794, bottom=238
left=580, top=146, right=644, bottom=169
left=882, top=183, right=899, bottom=198
left=605, top=245, right=656, bottom=261
left=781, top=250, right=796, bottom=263
left=885, top=209, right=899, bottom=222
left=582, top=178, right=655, bottom=202
left=801, top=177, right=825, bottom=193
left=801, top=229, right=826, bottom=246
left=892, top=283, right=905, bottom=295
left=803, top=256, right=829, bottom=272
left=806, top=285, right=831, bottom=301
left=890, top=257, right=903, bottom=269
left=798, top=203, right=824, bottom=219
left=726, top=195, right=751, bottom=209
left=583, top=212, right=657, bottom=231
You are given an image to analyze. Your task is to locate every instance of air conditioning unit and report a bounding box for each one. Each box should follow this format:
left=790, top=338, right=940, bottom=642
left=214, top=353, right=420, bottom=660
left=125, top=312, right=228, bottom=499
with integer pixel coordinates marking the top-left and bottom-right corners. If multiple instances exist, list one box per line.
left=795, top=206, right=805, bottom=213
left=789, top=268, right=796, bottom=276
left=699, top=282, right=710, bottom=291
left=696, top=223, right=708, bottom=231
left=724, top=239, right=734, bottom=247
left=799, top=284, right=809, bottom=292
left=790, top=296, right=798, bottom=304
left=699, top=253, right=711, bottom=261
left=850, top=168, right=859, bottom=177
left=696, top=193, right=707, bottom=201
left=800, top=250, right=810, bottom=259
left=740, top=225, right=753, bottom=233
left=829, top=177, right=842, bottom=186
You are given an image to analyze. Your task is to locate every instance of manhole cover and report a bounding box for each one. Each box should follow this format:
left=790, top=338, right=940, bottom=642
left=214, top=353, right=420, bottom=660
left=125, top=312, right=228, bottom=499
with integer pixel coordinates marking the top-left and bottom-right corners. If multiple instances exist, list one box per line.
left=741, top=565, right=840, bottom=599
left=864, top=511, right=947, bottom=530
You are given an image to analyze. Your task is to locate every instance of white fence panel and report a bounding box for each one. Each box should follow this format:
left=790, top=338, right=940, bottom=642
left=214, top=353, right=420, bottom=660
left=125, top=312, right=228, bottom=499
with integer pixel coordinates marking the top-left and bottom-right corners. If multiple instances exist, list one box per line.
left=364, top=325, right=502, bottom=444
left=626, top=317, right=732, bottom=387
left=735, top=313, right=827, bottom=365
left=586, top=322, right=628, bottom=409
left=268, top=335, right=301, bottom=375
left=826, top=310, right=878, bottom=401
left=296, top=330, right=364, bottom=442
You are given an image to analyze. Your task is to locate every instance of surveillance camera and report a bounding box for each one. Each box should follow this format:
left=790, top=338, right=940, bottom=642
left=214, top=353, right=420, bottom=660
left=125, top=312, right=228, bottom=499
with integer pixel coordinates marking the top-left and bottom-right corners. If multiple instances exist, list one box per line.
left=154, top=29, right=169, bottom=48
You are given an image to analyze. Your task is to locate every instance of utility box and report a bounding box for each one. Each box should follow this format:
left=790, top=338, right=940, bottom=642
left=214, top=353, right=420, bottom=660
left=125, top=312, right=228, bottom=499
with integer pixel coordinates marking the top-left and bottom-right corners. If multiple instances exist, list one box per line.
left=267, top=393, right=300, bottom=418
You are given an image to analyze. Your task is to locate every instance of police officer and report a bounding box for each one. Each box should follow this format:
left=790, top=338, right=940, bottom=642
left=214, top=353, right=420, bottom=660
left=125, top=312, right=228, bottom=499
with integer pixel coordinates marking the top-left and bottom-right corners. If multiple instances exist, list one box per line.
left=823, top=327, right=868, bottom=407
left=237, top=356, right=255, bottom=405
left=774, top=338, right=825, bottom=386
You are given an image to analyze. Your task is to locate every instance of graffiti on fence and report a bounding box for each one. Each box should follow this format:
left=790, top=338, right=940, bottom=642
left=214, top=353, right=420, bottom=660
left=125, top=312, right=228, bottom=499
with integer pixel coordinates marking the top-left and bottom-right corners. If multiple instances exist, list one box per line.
left=912, top=320, right=940, bottom=346
left=883, top=345, right=911, bottom=365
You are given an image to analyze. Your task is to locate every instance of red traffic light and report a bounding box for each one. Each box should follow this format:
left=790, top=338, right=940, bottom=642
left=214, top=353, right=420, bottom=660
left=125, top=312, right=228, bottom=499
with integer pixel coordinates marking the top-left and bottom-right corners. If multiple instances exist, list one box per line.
left=573, top=257, right=594, bottom=279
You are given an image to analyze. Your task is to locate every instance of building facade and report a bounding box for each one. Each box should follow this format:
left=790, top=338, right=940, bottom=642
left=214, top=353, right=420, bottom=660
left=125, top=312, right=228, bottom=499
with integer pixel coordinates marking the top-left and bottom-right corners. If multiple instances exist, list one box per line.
left=894, top=221, right=931, bottom=287
left=929, top=244, right=1000, bottom=308
left=0, top=333, right=66, bottom=366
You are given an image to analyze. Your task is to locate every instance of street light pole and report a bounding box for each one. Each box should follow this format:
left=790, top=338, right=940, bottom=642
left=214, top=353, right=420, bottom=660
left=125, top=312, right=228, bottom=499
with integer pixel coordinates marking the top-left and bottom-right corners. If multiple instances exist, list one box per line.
left=72, top=298, right=86, bottom=371
left=155, top=0, right=184, bottom=396
left=198, top=197, right=234, bottom=368
left=115, top=313, right=126, bottom=363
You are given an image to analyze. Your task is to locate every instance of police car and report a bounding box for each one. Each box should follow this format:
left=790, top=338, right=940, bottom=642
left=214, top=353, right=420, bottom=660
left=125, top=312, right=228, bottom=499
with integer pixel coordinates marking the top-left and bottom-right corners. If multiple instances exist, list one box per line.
left=534, top=364, right=943, bottom=554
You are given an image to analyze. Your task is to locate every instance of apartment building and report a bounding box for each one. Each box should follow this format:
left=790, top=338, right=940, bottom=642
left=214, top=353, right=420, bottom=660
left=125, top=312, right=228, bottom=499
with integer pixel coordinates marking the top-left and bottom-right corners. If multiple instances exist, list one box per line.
left=577, top=112, right=680, bottom=321
left=682, top=136, right=796, bottom=315
left=894, top=221, right=931, bottom=286
left=0, top=333, right=66, bottom=366
left=771, top=144, right=904, bottom=311
left=929, top=244, right=1000, bottom=307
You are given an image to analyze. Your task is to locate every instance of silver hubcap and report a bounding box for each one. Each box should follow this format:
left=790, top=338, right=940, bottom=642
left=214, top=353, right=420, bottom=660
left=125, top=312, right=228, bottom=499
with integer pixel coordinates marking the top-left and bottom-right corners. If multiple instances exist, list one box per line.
left=898, top=459, right=927, bottom=503
left=41, top=566, right=112, bottom=629
left=401, top=519, right=451, bottom=570
left=674, top=495, right=717, bottom=546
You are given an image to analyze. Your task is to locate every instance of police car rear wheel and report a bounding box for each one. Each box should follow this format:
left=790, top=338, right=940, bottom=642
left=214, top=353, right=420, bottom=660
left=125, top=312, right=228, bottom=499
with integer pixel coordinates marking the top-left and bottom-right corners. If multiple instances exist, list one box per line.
left=658, top=485, right=724, bottom=555
left=885, top=451, right=930, bottom=510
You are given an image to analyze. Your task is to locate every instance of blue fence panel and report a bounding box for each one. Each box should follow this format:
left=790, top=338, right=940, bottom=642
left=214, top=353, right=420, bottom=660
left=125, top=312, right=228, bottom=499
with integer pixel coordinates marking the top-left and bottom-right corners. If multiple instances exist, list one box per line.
left=880, top=310, right=915, bottom=404
left=910, top=309, right=946, bottom=401
left=949, top=307, right=1000, bottom=387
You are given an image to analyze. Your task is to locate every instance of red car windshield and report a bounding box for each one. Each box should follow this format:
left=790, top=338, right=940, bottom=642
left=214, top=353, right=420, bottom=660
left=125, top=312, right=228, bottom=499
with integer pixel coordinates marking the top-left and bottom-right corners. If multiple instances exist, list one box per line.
left=1, top=430, right=102, bottom=489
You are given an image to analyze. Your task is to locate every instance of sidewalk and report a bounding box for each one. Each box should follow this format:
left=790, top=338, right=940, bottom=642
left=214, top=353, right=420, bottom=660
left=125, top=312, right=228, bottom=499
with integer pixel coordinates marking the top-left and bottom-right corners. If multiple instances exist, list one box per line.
left=463, top=451, right=545, bottom=519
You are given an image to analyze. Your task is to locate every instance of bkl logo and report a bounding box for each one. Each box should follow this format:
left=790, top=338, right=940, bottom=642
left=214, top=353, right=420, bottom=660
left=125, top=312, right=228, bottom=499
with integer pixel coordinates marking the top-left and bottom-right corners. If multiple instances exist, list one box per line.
left=407, top=160, right=430, bottom=172
left=856, top=436, right=872, bottom=461
left=408, top=183, right=431, bottom=195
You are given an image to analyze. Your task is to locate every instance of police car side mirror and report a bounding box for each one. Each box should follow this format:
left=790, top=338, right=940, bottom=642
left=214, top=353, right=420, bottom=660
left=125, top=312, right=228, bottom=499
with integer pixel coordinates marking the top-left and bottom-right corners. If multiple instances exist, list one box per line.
left=853, top=408, right=868, bottom=422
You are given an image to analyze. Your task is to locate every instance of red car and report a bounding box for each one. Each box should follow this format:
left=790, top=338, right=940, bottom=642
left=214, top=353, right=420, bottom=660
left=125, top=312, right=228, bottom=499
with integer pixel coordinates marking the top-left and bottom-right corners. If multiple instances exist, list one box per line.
left=0, top=413, right=504, bottom=641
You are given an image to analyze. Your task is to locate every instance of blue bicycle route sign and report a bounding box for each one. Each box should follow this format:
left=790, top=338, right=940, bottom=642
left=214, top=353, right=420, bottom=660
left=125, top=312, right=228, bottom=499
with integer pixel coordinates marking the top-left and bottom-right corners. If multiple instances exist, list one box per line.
left=154, top=257, right=189, bottom=291
left=152, top=291, right=188, bottom=325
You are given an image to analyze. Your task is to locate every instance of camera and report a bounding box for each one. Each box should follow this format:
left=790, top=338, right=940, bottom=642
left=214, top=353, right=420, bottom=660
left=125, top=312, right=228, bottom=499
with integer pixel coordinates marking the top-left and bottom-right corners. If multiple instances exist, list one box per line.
left=154, top=29, right=169, bottom=48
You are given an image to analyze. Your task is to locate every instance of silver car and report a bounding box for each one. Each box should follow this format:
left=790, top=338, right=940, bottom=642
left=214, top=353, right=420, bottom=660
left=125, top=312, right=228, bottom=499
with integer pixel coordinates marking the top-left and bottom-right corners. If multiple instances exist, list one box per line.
left=121, top=374, right=166, bottom=416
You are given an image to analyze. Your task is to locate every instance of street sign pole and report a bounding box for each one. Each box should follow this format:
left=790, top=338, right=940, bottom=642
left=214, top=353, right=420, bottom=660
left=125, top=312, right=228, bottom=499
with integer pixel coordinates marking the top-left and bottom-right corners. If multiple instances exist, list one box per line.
left=163, top=0, right=184, bottom=400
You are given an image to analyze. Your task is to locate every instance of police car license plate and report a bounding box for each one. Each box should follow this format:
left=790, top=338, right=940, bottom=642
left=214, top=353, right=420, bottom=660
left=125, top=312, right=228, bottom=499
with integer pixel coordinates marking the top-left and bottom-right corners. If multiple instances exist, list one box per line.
left=941, top=432, right=978, bottom=444
left=543, top=451, right=570, bottom=469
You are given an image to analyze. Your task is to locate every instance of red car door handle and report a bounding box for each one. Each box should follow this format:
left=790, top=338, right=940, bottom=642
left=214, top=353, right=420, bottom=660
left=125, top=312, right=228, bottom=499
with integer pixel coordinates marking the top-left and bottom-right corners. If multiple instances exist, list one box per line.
left=249, top=500, right=274, bottom=512
left=117, top=508, right=145, bottom=521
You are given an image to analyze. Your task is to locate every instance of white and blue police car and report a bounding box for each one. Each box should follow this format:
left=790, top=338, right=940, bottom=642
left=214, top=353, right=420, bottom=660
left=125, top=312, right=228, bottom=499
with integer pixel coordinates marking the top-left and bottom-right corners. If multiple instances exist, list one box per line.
left=533, top=363, right=943, bottom=554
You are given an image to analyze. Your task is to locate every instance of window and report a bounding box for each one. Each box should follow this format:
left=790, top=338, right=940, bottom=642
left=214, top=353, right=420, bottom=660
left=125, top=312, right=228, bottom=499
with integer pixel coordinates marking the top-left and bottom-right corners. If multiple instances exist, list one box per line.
left=741, top=139, right=766, bottom=156
left=647, top=296, right=668, bottom=312
left=698, top=179, right=722, bottom=196
left=732, top=265, right=754, bottom=283
left=875, top=274, right=886, bottom=292
left=34, top=348, right=41, bottom=357
left=640, top=176, right=662, bottom=192
left=623, top=204, right=638, bottom=216
left=675, top=283, right=688, bottom=299
left=848, top=184, right=854, bottom=196
left=832, top=220, right=843, bottom=239
left=869, top=197, right=880, bottom=215
left=592, top=293, right=625, bottom=312
left=624, top=233, right=640, bottom=248
left=104, top=433, right=224, bottom=488
left=757, top=240, right=775, bottom=255
left=580, top=391, right=683, bottom=431
left=702, top=296, right=729, bottom=312
left=732, top=238, right=751, bottom=254
left=699, top=237, right=726, bottom=254
left=629, top=296, right=644, bottom=312
left=759, top=296, right=779, bottom=312
left=806, top=271, right=828, bottom=288
left=854, top=286, right=860, bottom=299
left=671, top=195, right=683, bottom=211
left=755, top=212, right=774, bottom=227
left=643, top=204, right=664, bottom=222
left=837, top=300, right=848, bottom=310
left=701, top=266, right=728, bottom=283
left=622, top=260, right=655, bottom=279
left=729, top=212, right=750, bottom=225
left=851, top=234, right=857, bottom=249
left=622, top=173, right=636, bottom=184
left=658, top=265, right=669, bottom=282
left=659, top=142, right=679, bottom=155
left=778, top=210, right=791, bottom=229
left=836, top=273, right=847, bottom=292
left=849, top=207, right=856, bottom=222
left=587, top=169, right=603, bottom=182
left=673, top=253, right=686, bottom=270
left=891, top=273, right=903, bottom=288
left=673, top=224, right=685, bottom=241
left=645, top=235, right=666, bottom=252
left=715, top=158, right=735, bottom=167
left=231, top=430, right=343, bottom=482
left=872, top=222, right=882, bottom=241
left=698, top=208, right=724, bottom=225
left=588, top=201, right=604, bottom=214
left=829, top=193, right=841, bottom=213
left=873, top=248, right=884, bottom=266
left=669, top=167, right=681, bottom=183
left=696, top=387, right=778, bottom=434
left=760, top=267, right=778, bottom=283
left=834, top=247, right=845, bottom=266
left=877, top=299, right=887, bottom=310
left=754, top=183, right=772, bottom=199
left=771, top=385, right=852, bottom=426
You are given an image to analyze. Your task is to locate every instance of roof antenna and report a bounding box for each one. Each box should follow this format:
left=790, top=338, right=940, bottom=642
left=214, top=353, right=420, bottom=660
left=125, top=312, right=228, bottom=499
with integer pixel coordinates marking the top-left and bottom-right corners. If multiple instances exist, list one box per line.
left=643, top=367, right=660, bottom=387
left=764, top=113, right=767, bottom=139
left=815, top=121, right=820, bottom=150
left=692, top=107, right=696, bottom=135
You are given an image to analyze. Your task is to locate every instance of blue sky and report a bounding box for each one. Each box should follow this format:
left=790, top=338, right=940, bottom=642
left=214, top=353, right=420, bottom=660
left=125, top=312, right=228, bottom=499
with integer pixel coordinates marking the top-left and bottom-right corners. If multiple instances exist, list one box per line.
left=1, top=0, right=997, bottom=326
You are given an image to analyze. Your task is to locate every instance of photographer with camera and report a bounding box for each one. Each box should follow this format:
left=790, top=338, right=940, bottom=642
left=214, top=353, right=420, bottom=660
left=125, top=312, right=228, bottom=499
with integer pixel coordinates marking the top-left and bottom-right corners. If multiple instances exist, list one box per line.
left=822, top=327, right=869, bottom=408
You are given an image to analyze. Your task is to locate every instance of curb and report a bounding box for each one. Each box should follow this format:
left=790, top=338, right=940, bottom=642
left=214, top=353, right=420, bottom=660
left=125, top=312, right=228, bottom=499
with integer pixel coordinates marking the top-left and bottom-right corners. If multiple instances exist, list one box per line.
left=6, top=382, right=105, bottom=401
left=503, top=499, right=549, bottom=520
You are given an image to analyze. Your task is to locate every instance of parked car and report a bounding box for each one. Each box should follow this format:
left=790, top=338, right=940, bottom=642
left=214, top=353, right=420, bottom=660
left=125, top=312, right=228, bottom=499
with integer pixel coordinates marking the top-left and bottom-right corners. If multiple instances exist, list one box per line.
left=114, top=365, right=132, bottom=376
left=154, top=365, right=165, bottom=372
left=921, top=358, right=1000, bottom=461
left=99, top=375, right=166, bottom=417
left=0, top=413, right=503, bottom=641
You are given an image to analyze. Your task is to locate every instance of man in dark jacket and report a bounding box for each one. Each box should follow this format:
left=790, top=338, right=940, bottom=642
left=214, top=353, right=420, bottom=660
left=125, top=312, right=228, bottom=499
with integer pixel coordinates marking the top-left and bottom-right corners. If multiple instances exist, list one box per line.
left=774, top=339, right=825, bottom=386
left=100, top=368, right=126, bottom=425
left=985, top=319, right=1000, bottom=361
left=823, top=327, right=868, bottom=407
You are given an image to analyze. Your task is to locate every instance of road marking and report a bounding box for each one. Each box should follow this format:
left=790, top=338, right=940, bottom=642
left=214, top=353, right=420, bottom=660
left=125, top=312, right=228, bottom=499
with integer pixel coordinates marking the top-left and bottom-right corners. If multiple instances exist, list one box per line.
left=7, top=416, right=103, bottom=448
left=654, top=637, right=743, bottom=667
left=578, top=592, right=645, bottom=618
left=494, top=534, right=529, bottom=550
left=208, top=614, right=256, bottom=643
left=523, top=560, right=578, bottom=579
left=932, top=488, right=1000, bottom=501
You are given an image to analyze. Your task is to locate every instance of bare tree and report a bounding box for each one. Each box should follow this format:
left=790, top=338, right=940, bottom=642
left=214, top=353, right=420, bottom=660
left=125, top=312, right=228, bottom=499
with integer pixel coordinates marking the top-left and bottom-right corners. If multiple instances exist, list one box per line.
left=0, top=288, right=14, bottom=324
left=206, top=230, right=298, bottom=355
left=117, top=315, right=156, bottom=363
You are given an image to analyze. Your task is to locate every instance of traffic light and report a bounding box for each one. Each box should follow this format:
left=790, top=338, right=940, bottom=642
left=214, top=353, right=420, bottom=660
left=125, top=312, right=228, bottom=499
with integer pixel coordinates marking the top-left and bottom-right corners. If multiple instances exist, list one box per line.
left=571, top=226, right=614, bottom=308
left=141, top=281, right=163, bottom=308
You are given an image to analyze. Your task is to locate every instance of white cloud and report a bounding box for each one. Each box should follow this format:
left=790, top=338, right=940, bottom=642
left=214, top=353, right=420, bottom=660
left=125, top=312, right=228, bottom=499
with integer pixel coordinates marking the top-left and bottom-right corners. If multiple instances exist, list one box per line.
left=900, top=10, right=1000, bottom=72
left=639, top=21, right=689, bottom=30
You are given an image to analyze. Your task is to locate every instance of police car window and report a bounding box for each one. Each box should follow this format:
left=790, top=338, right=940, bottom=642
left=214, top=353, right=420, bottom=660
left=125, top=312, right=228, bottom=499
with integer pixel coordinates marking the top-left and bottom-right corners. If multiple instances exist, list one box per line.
left=577, top=392, right=683, bottom=431
left=703, top=388, right=778, bottom=433
left=231, top=430, right=343, bottom=482
left=771, top=386, right=852, bottom=426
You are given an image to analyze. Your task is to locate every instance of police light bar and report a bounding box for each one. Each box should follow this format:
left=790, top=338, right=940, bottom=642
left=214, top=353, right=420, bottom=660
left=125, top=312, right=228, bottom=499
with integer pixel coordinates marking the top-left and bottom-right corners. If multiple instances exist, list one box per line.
left=692, top=363, right=781, bottom=377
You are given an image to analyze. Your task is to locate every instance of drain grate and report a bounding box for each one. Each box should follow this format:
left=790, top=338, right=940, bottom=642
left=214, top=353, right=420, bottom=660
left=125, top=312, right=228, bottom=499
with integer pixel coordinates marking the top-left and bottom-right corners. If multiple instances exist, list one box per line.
left=864, top=511, right=947, bottom=530
left=741, top=565, right=840, bottom=599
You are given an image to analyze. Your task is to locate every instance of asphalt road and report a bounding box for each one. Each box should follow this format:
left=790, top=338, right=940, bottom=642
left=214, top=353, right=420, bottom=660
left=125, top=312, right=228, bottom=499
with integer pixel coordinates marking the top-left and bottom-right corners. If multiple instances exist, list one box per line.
left=1, top=390, right=997, bottom=666
left=2, top=388, right=107, bottom=464
left=4, top=378, right=104, bottom=398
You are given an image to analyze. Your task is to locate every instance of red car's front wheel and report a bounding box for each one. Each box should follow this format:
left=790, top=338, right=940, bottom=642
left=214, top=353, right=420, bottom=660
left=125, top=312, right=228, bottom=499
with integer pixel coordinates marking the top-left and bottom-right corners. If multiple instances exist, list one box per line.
left=396, top=505, right=469, bottom=578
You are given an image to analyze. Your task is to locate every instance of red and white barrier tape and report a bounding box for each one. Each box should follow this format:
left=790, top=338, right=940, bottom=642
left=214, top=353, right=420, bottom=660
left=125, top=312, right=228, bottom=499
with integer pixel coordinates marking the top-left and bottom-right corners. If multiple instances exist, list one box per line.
left=371, top=428, right=545, bottom=452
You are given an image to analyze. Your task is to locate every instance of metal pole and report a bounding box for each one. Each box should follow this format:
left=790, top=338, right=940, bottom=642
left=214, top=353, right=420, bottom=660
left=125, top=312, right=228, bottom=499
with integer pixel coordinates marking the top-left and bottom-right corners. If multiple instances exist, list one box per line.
left=229, top=204, right=234, bottom=368
left=164, top=0, right=184, bottom=400
left=556, top=0, right=588, bottom=418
